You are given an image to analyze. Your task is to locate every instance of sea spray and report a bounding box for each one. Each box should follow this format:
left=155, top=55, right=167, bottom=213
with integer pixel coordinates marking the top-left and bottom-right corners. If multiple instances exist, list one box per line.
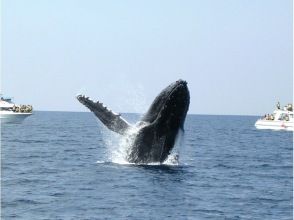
left=105, top=121, right=147, bottom=164
left=99, top=109, right=185, bottom=166
left=162, top=129, right=185, bottom=165
left=101, top=120, right=185, bottom=166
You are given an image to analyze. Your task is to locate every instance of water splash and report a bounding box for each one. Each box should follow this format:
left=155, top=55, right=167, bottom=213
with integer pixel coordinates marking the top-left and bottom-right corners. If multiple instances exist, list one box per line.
left=103, top=76, right=148, bottom=114
left=106, top=122, right=144, bottom=164
left=163, top=153, right=180, bottom=166
left=170, top=129, right=185, bottom=161
left=102, top=125, right=183, bottom=166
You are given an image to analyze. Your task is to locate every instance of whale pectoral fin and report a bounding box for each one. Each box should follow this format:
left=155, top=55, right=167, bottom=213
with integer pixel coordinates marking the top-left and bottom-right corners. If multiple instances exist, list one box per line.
left=77, top=95, right=132, bottom=135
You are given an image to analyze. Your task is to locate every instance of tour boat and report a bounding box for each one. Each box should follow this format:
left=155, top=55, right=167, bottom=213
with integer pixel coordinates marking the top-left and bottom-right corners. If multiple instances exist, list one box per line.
left=255, top=103, right=293, bottom=131
left=0, top=95, right=33, bottom=123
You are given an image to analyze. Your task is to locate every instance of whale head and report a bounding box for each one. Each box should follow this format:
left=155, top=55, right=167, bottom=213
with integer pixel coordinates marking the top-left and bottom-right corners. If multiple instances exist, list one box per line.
left=143, top=79, right=190, bottom=128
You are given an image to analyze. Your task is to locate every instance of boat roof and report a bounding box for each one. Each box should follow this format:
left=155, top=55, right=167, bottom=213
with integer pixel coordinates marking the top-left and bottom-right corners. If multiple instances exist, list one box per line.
left=0, top=100, right=14, bottom=108
left=273, top=109, right=293, bottom=114
left=0, top=94, right=13, bottom=102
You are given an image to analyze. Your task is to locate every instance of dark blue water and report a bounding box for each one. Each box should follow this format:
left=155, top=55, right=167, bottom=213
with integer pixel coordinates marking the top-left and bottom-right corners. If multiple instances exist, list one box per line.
left=1, top=112, right=293, bottom=219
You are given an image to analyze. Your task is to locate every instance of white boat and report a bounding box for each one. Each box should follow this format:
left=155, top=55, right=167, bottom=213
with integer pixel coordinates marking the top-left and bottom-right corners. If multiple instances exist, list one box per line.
left=0, top=95, right=33, bottom=123
left=255, top=103, right=293, bottom=131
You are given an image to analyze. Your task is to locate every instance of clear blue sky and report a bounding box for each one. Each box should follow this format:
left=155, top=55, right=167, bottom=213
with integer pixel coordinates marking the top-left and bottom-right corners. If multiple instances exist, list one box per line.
left=1, top=0, right=293, bottom=115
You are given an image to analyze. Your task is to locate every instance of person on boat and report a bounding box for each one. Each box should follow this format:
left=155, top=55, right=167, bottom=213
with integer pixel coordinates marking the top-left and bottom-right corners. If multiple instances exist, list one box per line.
left=286, top=104, right=292, bottom=111
left=276, top=102, right=280, bottom=110
left=285, top=115, right=289, bottom=121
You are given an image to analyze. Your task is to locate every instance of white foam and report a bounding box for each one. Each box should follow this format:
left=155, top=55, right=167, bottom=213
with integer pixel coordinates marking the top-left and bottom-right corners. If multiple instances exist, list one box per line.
left=96, top=156, right=181, bottom=166
left=103, top=120, right=183, bottom=166
left=102, top=124, right=141, bottom=165
left=163, top=153, right=179, bottom=166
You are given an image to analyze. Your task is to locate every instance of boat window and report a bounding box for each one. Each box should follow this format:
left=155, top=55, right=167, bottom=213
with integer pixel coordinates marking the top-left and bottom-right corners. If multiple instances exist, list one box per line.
left=0, top=107, right=12, bottom=111
left=278, top=113, right=288, bottom=121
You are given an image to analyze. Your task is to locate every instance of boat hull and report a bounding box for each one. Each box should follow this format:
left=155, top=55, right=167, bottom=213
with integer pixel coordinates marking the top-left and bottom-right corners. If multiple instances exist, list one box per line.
left=0, top=112, right=32, bottom=123
left=255, top=119, right=293, bottom=131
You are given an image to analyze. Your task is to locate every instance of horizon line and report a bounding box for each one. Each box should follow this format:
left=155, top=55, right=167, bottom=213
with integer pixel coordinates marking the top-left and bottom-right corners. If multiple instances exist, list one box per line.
left=32, top=110, right=260, bottom=117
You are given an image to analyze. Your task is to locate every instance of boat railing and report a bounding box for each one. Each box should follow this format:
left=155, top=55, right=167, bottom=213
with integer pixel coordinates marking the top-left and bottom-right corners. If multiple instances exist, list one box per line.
left=263, top=114, right=275, bottom=121
left=12, top=105, right=33, bottom=113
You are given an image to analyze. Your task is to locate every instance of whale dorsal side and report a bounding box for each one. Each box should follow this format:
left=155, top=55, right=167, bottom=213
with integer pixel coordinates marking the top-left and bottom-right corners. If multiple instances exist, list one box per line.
left=77, top=95, right=133, bottom=135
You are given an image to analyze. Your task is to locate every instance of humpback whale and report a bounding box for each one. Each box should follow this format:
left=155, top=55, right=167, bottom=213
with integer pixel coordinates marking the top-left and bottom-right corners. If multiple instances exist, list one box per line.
left=77, top=79, right=190, bottom=163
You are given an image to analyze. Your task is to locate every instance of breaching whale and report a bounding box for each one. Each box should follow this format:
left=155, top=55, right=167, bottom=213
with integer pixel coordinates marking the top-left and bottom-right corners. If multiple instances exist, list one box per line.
left=77, top=79, right=190, bottom=163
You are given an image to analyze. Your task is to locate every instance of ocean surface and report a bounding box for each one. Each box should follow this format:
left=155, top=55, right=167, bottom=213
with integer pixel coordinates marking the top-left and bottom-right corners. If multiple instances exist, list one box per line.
left=1, top=111, right=293, bottom=219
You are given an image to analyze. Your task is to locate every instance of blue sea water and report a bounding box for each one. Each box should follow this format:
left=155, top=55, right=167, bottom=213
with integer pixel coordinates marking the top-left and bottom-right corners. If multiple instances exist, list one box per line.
left=1, top=111, right=293, bottom=219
